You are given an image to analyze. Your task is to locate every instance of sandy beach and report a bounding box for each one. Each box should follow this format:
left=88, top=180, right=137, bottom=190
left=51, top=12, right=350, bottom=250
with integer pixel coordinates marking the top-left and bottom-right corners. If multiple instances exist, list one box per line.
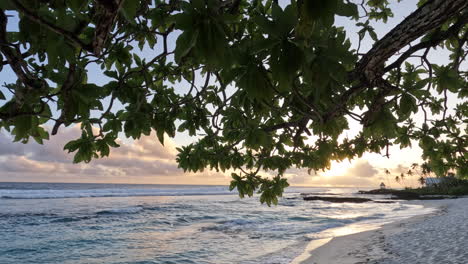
left=301, top=197, right=468, bottom=264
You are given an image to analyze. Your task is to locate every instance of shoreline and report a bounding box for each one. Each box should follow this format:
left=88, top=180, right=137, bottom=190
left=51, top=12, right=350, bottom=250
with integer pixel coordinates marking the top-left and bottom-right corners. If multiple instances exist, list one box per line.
left=297, top=198, right=464, bottom=264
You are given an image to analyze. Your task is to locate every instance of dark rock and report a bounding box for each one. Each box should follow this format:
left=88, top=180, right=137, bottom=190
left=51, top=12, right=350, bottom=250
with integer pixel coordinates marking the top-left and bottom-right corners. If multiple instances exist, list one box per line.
left=303, top=196, right=373, bottom=203
left=300, top=192, right=339, bottom=196
left=358, top=189, right=398, bottom=195
left=373, top=201, right=395, bottom=204
left=415, top=195, right=457, bottom=200
left=359, top=189, right=458, bottom=200
left=359, top=189, right=421, bottom=200
left=390, top=191, right=421, bottom=200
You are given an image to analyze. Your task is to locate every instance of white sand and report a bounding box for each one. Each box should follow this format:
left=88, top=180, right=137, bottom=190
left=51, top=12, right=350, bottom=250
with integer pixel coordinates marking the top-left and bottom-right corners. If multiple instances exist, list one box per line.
left=300, top=197, right=468, bottom=264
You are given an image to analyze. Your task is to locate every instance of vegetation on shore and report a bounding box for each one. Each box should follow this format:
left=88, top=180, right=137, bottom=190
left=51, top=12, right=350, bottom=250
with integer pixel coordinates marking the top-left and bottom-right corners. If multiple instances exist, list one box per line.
left=404, top=182, right=468, bottom=196
left=376, top=163, right=468, bottom=198
left=359, top=186, right=465, bottom=199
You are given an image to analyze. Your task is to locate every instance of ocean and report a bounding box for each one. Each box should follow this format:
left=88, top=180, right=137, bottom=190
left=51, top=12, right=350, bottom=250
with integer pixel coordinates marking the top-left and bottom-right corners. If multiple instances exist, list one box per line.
left=0, top=182, right=433, bottom=264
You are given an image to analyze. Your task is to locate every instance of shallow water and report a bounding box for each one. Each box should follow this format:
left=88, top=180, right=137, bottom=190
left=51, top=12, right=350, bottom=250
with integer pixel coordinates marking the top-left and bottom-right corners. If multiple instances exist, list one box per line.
left=0, top=183, right=431, bottom=264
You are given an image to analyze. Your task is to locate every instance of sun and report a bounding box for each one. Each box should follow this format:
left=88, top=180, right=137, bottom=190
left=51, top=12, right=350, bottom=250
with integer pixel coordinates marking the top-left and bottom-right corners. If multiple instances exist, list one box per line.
left=321, top=160, right=352, bottom=177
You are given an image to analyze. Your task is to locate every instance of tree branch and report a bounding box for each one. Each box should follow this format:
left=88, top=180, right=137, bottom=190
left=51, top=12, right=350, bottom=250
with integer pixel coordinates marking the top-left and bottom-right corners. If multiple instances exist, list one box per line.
left=0, top=9, right=42, bottom=98
left=324, top=0, right=467, bottom=124
left=93, top=0, right=125, bottom=55
left=51, top=64, right=77, bottom=135
left=384, top=12, right=468, bottom=72
left=354, top=0, right=467, bottom=85
left=11, top=0, right=93, bottom=53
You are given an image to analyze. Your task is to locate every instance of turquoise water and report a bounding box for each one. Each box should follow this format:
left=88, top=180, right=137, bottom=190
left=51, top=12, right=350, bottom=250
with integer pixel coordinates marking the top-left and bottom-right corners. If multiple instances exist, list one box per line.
left=0, top=183, right=429, bottom=264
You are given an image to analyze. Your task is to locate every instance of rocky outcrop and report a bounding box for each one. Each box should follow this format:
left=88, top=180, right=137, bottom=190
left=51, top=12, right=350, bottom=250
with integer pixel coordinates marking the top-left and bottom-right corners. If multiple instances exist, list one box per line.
left=303, top=196, right=373, bottom=203
left=358, top=189, right=458, bottom=200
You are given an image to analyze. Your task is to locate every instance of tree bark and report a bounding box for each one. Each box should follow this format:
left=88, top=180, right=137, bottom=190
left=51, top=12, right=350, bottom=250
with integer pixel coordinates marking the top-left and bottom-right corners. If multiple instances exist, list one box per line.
left=355, top=0, right=467, bottom=84
left=326, top=0, right=468, bottom=122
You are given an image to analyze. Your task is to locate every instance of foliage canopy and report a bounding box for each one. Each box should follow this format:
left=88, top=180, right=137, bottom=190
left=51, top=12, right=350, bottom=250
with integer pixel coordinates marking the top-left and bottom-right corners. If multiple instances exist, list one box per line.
left=0, top=0, right=466, bottom=205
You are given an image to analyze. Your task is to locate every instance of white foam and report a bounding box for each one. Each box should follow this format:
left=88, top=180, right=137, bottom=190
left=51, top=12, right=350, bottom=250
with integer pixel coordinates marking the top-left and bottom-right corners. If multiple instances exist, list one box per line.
left=97, top=206, right=145, bottom=214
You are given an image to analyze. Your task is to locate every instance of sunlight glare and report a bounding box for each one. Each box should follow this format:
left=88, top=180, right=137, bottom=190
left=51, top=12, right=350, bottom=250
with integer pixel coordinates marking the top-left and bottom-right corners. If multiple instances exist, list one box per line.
left=321, top=160, right=352, bottom=177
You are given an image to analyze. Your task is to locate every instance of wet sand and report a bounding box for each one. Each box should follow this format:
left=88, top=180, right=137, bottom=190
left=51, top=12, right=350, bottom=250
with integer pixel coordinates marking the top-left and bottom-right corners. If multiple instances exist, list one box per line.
left=300, top=198, right=468, bottom=264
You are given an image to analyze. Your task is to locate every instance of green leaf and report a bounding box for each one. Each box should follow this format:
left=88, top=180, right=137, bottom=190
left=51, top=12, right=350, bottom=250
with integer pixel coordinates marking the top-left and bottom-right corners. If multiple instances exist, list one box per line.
left=173, top=13, right=193, bottom=30
left=191, top=0, right=205, bottom=10
left=368, top=28, right=378, bottom=41
left=0, top=0, right=14, bottom=10
left=413, top=79, right=429, bottom=90
left=336, top=1, right=358, bottom=17
left=67, top=0, right=88, bottom=12
left=121, top=0, right=139, bottom=21
left=238, top=63, right=273, bottom=101
left=38, top=127, right=49, bottom=139
left=300, top=0, right=337, bottom=26
left=174, top=29, right=199, bottom=63
left=271, top=3, right=297, bottom=37
left=399, top=93, right=417, bottom=117
left=96, top=140, right=110, bottom=157
left=64, top=139, right=82, bottom=152
left=13, top=116, right=32, bottom=141
left=104, top=70, right=118, bottom=79
left=435, top=66, right=460, bottom=93
left=156, top=130, right=165, bottom=145
left=271, top=41, right=303, bottom=91
left=252, top=16, right=278, bottom=37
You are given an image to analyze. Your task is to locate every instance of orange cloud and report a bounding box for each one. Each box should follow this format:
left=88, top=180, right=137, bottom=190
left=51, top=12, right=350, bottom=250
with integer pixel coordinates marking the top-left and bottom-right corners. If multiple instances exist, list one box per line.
left=0, top=126, right=229, bottom=185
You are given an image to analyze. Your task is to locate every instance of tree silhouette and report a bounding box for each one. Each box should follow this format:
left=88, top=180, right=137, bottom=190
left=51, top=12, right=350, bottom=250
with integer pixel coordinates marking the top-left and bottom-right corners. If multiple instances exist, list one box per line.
left=0, top=0, right=466, bottom=203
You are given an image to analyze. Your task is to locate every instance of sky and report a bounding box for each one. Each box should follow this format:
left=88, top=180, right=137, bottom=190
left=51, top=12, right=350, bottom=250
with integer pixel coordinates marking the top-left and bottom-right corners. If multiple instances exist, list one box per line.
left=0, top=123, right=420, bottom=187
left=0, top=1, right=459, bottom=187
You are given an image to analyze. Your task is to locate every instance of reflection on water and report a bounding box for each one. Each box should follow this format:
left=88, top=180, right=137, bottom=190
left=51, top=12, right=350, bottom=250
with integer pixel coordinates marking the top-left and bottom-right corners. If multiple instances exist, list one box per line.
left=290, top=223, right=383, bottom=264
left=290, top=238, right=333, bottom=264
left=328, top=222, right=381, bottom=237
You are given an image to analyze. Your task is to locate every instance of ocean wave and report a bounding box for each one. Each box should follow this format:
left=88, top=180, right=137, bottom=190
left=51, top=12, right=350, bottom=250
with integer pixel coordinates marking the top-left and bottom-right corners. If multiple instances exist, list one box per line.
left=200, top=219, right=256, bottom=232
left=392, top=205, right=410, bottom=211
left=288, top=216, right=312, bottom=221
left=50, top=216, right=93, bottom=223
left=177, top=215, right=219, bottom=222
left=221, top=219, right=254, bottom=226
left=97, top=206, right=145, bottom=215
left=0, top=187, right=235, bottom=199
left=0, top=212, right=58, bottom=218
left=335, top=213, right=387, bottom=224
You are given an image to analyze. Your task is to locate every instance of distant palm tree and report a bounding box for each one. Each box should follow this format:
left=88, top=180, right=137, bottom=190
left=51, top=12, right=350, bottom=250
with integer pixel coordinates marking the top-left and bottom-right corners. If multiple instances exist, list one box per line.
left=400, top=173, right=406, bottom=186
left=421, top=163, right=432, bottom=175
left=384, top=169, right=391, bottom=188
left=406, top=169, right=414, bottom=186
left=418, top=176, right=425, bottom=186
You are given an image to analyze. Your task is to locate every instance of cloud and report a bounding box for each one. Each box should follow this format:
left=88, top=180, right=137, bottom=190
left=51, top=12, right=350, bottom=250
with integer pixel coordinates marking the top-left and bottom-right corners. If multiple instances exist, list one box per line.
left=313, top=174, right=376, bottom=187
left=0, top=126, right=230, bottom=184
left=393, top=164, right=410, bottom=175
left=0, top=126, right=77, bottom=163
left=0, top=126, right=409, bottom=187
left=284, top=172, right=377, bottom=187
left=0, top=133, right=26, bottom=156
left=0, top=156, right=55, bottom=173
left=282, top=160, right=383, bottom=187
left=345, top=160, right=379, bottom=178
